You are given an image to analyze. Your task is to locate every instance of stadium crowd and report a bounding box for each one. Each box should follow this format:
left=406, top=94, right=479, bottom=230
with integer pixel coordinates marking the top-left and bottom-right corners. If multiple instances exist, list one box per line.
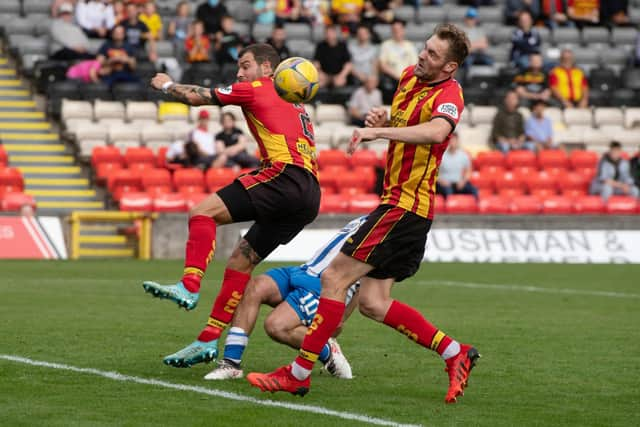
left=2, top=0, right=640, bottom=213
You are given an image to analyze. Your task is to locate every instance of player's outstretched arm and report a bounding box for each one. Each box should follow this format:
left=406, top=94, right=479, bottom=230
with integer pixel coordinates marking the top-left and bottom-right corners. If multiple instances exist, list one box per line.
left=349, top=118, right=453, bottom=154
left=150, top=73, right=220, bottom=106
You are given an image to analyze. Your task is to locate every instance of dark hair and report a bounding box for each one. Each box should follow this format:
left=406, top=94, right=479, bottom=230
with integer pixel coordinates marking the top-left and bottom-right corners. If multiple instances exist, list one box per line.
left=433, top=23, right=470, bottom=66
left=530, top=99, right=547, bottom=109
left=221, top=111, right=236, bottom=122
left=238, top=43, right=281, bottom=73
left=610, top=141, right=622, bottom=149
left=391, top=18, right=406, bottom=27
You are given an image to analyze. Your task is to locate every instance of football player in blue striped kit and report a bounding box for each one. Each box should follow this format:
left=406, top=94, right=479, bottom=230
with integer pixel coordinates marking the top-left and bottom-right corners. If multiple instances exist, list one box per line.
left=203, top=216, right=367, bottom=380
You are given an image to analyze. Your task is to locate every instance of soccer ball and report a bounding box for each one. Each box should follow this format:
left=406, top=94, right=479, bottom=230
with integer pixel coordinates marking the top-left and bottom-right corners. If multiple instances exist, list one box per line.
left=273, top=57, right=319, bottom=104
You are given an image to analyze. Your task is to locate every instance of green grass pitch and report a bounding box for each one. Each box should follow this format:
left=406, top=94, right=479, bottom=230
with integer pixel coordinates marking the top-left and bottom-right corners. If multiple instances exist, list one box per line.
left=1, top=260, right=639, bottom=427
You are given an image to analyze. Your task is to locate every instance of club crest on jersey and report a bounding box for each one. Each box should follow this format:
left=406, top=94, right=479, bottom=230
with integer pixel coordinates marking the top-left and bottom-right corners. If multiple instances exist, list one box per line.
left=436, top=103, right=459, bottom=119
left=218, top=85, right=232, bottom=95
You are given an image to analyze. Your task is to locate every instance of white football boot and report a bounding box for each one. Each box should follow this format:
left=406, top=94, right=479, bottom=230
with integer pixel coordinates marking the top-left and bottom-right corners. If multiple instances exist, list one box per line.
left=204, top=359, right=244, bottom=380
left=323, top=338, right=353, bottom=379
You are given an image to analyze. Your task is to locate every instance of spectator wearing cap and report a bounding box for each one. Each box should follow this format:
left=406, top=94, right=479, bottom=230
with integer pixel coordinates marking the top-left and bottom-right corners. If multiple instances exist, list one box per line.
left=548, top=48, right=589, bottom=109
left=215, top=112, right=261, bottom=169
left=462, top=7, right=493, bottom=68
left=524, top=100, right=554, bottom=151
left=491, top=90, right=526, bottom=153
left=436, top=132, right=479, bottom=199
left=51, top=0, right=78, bottom=18
left=510, top=10, right=541, bottom=70
left=168, top=109, right=226, bottom=169
left=590, top=141, right=640, bottom=201
left=49, top=2, right=96, bottom=61
left=75, top=0, right=116, bottom=39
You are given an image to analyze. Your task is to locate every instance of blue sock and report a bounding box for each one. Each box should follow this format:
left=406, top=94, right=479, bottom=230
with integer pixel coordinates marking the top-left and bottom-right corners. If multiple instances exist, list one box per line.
left=223, top=327, right=248, bottom=365
left=319, top=343, right=331, bottom=365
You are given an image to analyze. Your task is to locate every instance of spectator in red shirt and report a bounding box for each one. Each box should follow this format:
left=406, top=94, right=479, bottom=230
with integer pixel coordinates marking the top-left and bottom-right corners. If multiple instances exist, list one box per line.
left=185, top=20, right=211, bottom=63
left=548, top=48, right=589, bottom=108
left=567, top=0, right=600, bottom=27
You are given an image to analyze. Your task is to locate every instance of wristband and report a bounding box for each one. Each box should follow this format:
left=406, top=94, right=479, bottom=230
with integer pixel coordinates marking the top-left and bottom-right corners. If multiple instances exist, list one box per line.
left=161, top=81, right=174, bottom=94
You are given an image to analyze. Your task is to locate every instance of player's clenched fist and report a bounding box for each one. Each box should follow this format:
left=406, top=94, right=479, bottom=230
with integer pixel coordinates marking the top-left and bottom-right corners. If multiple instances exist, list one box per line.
left=364, top=107, right=388, bottom=128
left=150, top=73, right=173, bottom=90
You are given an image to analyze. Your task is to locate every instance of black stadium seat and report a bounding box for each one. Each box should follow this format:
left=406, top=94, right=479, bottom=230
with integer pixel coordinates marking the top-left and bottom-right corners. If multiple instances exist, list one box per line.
left=112, top=82, right=146, bottom=102
left=82, top=82, right=112, bottom=101
left=47, top=80, right=81, bottom=118
left=589, top=67, right=618, bottom=93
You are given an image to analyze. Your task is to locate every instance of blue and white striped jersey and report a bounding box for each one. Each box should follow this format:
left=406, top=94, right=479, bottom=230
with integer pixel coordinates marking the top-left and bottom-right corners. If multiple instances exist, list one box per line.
left=301, top=216, right=368, bottom=278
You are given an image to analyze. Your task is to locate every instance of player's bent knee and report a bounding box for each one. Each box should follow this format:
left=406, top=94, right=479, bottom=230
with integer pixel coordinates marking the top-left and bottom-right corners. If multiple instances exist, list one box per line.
left=358, top=295, right=386, bottom=321
left=263, top=315, right=287, bottom=341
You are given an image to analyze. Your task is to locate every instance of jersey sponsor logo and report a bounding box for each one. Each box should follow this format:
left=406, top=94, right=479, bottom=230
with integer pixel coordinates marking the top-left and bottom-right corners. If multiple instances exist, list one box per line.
left=251, top=81, right=262, bottom=88
left=217, top=85, right=232, bottom=95
left=436, top=103, right=459, bottom=119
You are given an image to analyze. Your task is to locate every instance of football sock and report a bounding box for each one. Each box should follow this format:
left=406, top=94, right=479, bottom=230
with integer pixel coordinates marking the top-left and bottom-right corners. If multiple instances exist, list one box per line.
left=197, top=269, right=251, bottom=342
left=292, top=298, right=345, bottom=380
left=382, top=300, right=459, bottom=359
left=222, top=327, right=248, bottom=365
left=318, top=343, right=331, bottom=365
left=182, top=215, right=216, bottom=293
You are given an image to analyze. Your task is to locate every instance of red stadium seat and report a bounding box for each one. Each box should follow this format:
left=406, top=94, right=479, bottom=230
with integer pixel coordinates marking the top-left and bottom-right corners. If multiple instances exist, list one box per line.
left=477, top=187, right=494, bottom=198
left=538, top=149, right=569, bottom=169
left=319, top=194, right=349, bottom=213
left=569, top=150, right=599, bottom=170
left=606, top=196, right=638, bottom=214
left=497, top=187, right=525, bottom=197
left=478, top=195, right=510, bottom=214
left=445, top=194, right=478, bottom=214
left=526, top=171, right=558, bottom=194
left=339, top=186, right=366, bottom=196
left=574, top=167, right=596, bottom=182
left=124, top=146, right=155, bottom=167
left=473, top=151, right=505, bottom=170
left=153, top=193, right=187, bottom=212
left=495, top=171, right=524, bottom=192
left=470, top=170, right=494, bottom=193
left=563, top=171, right=590, bottom=195
left=142, top=168, right=172, bottom=190
left=173, top=168, right=205, bottom=190
left=95, top=162, right=124, bottom=186
left=145, top=185, right=172, bottom=198
left=206, top=167, right=236, bottom=191
left=318, top=149, right=348, bottom=169
left=91, top=146, right=123, bottom=168
left=434, top=194, right=446, bottom=215
left=318, top=164, right=348, bottom=190
left=348, top=193, right=380, bottom=213
left=119, top=192, right=153, bottom=212
left=506, top=150, right=537, bottom=169
left=0, top=145, right=7, bottom=167
left=542, top=196, right=574, bottom=214
left=320, top=185, right=335, bottom=195
left=0, top=167, right=24, bottom=193
left=349, top=149, right=379, bottom=168
left=339, top=170, right=371, bottom=192
left=178, top=185, right=206, bottom=196
left=1, top=192, right=36, bottom=212
left=510, top=195, right=542, bottom=214
left=573, top=195, right=605, bottom=214
left=353, top=166, right=377, bottom=190
left=107, top=169, right=143, bottom=201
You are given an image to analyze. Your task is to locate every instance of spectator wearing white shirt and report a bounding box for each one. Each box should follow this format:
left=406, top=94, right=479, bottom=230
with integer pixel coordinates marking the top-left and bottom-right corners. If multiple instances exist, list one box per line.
left=378, top=19, right=418, bottom=103
left=436, top=133, right=478, bottom=199
left=348, top=24, right=379, bottom=85
left=348, top=75, right=382, bottom=127
left=167, top=110, right=225, bottom=169
left=75, top=0, right=116, bottom=39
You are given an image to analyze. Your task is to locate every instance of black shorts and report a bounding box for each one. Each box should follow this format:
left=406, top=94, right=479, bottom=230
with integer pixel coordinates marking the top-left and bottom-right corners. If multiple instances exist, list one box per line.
left=340, top=204, right=431, bottom=282
left=217, top=162, right=320, bottom=259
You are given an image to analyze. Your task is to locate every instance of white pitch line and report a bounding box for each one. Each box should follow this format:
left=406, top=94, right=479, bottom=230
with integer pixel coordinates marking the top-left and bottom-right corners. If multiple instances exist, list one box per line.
left=0, top=354, right=422, bottom=427
left=414, top=280, right=640, bottom=299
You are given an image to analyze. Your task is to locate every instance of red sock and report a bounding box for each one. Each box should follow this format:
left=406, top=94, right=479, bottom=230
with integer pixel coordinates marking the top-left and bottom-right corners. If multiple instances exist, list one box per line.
left=197, top=268, right=251, bottom=342
left=182, top=215, right=217, bottom=293
left=383, top=300, right=453, bottom=356
left=294, top=298, right=345, bottom=370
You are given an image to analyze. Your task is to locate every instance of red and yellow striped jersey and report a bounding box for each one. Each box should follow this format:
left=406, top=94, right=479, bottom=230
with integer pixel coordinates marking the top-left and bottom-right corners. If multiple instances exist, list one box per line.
left=381, top=66, right=464, bottom=219
left=213, top=77, right=318, bottom=178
